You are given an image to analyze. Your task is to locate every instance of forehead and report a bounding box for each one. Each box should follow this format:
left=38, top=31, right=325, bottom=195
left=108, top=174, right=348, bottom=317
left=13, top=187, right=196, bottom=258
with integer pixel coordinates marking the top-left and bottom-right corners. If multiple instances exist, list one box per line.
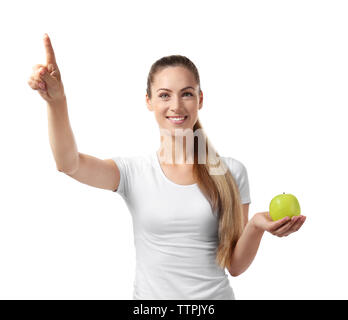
left=152, top=66, right=197, bottom=88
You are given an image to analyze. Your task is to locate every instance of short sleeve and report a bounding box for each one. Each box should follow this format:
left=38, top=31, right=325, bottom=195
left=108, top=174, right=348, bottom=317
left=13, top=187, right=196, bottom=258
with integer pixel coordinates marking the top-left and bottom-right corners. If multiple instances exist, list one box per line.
left=111, top=156, right=131, bottom=199
left=235, top=160, right=251, bottom=204
left=222, top=157, right=251, bottom=204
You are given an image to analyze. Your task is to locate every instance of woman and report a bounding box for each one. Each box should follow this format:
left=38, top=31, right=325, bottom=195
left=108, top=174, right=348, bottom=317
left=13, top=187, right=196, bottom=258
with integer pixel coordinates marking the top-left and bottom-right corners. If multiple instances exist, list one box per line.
left=28, top=33, right=306, bottom=300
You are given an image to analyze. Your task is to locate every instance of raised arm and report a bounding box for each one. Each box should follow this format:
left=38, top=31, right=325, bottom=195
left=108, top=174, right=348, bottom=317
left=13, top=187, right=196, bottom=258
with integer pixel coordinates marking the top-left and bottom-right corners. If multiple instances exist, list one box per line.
left=27, top=33, right=120, bottom=192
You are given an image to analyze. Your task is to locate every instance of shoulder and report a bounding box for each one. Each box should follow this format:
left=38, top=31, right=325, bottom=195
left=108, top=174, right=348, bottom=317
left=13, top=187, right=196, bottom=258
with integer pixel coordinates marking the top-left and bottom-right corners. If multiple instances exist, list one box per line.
left=111, top=152, right=154, bottom=171
left=219, top=156, right=248, bottom=177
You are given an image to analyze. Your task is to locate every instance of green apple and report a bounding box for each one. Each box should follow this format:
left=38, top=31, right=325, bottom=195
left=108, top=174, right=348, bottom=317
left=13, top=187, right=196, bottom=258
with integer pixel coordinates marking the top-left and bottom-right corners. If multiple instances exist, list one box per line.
left=269, top=193, right=301, bottom=221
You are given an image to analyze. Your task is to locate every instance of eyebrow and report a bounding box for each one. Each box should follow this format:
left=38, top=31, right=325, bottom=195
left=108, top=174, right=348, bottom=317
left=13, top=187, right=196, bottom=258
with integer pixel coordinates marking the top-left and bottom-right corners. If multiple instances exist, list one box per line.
left=156, top=86, right=195, bottom=92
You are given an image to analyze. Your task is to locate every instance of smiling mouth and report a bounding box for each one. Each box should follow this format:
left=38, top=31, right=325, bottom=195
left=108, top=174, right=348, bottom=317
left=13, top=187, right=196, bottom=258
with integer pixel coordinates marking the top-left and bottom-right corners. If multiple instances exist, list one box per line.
left=166, top=116, right=188, bottom=124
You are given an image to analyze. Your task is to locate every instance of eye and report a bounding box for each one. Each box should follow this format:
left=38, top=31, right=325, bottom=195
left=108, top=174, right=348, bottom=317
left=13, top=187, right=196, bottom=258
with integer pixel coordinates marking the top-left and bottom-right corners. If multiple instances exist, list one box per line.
left=159, top=92, right=193, bottom=98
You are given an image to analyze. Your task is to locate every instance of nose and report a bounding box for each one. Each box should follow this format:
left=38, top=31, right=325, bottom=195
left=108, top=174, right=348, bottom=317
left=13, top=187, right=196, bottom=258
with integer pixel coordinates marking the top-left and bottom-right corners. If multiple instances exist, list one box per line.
left=170, top=96, right=184, bottom=113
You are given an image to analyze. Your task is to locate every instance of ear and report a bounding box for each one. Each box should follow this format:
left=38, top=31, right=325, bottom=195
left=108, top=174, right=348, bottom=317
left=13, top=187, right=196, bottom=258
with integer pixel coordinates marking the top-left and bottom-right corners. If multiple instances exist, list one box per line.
left=198, top=90, right=203, bottom=110
left=146, top=93, right=153, bottom=111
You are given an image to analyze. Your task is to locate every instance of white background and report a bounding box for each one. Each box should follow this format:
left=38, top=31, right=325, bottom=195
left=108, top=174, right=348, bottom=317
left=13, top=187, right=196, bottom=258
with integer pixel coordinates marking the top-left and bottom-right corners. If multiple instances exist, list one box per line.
left=0, top=0, right=347, bottom=299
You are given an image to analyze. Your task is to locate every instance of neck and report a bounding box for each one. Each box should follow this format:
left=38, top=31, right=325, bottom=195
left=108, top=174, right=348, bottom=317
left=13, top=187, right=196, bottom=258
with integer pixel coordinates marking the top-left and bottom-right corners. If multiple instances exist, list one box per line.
left=157, top=134, right=194, bottom=166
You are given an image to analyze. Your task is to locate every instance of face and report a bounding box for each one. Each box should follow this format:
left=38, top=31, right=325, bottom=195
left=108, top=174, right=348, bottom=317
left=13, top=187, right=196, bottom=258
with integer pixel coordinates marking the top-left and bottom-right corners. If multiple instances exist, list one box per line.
left=146, top=66, right=203, bottom=135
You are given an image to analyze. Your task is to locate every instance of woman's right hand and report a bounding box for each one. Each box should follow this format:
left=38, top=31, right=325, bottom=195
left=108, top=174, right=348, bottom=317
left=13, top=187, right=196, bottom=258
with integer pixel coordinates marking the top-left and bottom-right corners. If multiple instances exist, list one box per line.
left=28, top=33, right=66, bottom=103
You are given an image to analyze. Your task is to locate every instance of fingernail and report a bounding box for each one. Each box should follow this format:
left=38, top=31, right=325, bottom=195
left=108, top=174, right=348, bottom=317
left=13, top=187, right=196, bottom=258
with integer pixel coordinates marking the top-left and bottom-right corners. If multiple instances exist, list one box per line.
left=40, top=68, right=46, bottom=75
left=39, top=82, right=45, bottom=89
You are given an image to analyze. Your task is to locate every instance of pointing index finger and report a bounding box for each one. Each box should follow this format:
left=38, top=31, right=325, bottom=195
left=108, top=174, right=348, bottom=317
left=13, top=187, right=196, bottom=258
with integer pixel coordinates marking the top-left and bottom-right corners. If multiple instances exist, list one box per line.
left=43, top=33, right=57, bottom=66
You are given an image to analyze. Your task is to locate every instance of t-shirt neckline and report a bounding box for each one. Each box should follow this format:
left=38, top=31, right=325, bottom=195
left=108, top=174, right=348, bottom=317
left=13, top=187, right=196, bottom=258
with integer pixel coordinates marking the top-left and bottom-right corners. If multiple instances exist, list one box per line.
left=154, top=151, right=198, bottom=188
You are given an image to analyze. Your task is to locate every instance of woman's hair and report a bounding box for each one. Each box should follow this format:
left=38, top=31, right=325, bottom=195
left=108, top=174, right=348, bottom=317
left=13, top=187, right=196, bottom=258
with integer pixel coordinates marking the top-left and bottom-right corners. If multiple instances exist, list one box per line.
left=146, top=55, right=245, bottom=270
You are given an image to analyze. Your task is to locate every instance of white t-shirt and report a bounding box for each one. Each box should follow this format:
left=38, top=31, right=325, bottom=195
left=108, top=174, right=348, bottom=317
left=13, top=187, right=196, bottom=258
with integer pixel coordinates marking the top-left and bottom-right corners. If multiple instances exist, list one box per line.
left=111, top=150, right=251, bottom=300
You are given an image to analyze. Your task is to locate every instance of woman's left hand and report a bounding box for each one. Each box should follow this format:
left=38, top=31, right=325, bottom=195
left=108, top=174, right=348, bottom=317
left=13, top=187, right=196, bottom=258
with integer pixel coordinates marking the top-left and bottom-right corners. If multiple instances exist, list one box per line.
left=251, top=211, right=306, bottom=237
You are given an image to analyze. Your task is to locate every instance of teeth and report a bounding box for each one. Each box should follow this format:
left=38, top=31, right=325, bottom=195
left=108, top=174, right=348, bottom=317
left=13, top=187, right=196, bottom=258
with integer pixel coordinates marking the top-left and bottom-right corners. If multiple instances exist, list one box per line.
left=168, top=117, right=185, bottom=121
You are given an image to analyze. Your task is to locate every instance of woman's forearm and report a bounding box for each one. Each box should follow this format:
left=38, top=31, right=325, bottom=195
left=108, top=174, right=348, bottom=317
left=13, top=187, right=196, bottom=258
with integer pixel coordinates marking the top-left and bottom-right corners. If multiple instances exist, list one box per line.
left=228, top=217, right=265, bottom=276
left=46, top=96, right=79, bottom=173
